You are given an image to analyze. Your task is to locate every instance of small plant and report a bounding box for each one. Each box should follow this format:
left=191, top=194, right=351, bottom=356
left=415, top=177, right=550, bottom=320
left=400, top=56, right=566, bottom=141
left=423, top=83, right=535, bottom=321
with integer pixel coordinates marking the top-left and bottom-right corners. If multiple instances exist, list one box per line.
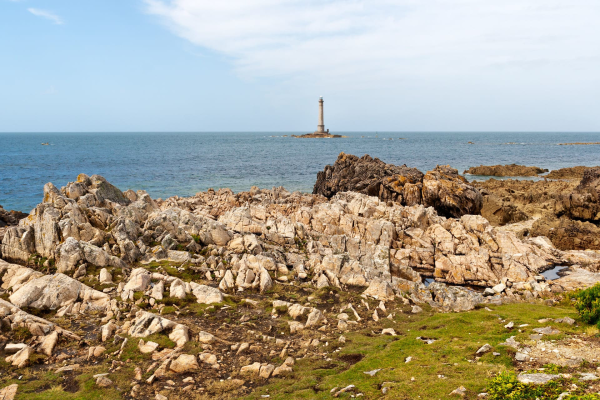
left=574, top=283, right=600, bottom=327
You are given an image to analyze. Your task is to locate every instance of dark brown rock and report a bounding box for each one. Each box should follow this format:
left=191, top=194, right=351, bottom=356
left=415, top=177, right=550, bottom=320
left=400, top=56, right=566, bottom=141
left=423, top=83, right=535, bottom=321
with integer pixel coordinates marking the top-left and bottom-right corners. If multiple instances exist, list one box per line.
left=557, top=167, right=600, bottom=222
left=545, top=166, right=591, bottom=180
left=0, top=205, right=28, bottom=243
left=464, top=164, right=547, bottom=177
left=313, top=153, right=424, bottom=204
left=421, top=165, right=483, bottom=218
left=313, top=153, right=482, bottom=218
left=531, top=216, right=600, bottom=251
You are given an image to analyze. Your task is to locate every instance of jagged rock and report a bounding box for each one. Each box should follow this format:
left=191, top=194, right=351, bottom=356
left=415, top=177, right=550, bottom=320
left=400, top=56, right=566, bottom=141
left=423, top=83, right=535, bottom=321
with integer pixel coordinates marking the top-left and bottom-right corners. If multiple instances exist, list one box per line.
left=39, top=331, right=59, bottom=356
left=313, top=153, right=424, bottom=203
left=170, top=354, right=199, bottom=373
left=422, top=165, right=482, bottom=218
left=218, top=270, right=235, bottom=292
left=5, top=345, right=32, bottom=368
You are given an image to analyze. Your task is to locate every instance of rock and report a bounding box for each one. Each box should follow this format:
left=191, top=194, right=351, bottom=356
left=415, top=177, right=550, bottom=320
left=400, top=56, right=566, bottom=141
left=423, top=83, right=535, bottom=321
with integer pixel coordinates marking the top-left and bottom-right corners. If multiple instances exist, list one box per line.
left=464, top=164, right=547, bottom=177
left=0, top=384, right=18, bottom=400
left=515, top=352, right=528, bottom=362
left=313, top=153, right=481, bottom=217
left=170, top=354, right=199, bottom=373
left=128, top=311, right=189, bottom=347
left=362, top=279, right=395, bottom=300
left=492, top=283, right=506, bottom=293
left=450, top=386, right=467, bottom=397
left=476, top=344, right=492, bottom=354
left=381, top=328, right=397, bottom=336
left=504, top=322, right=514, bottom=329
left=3, top=343, right=26, bottom=354
left=87, top=346, right=106, bottom=359
left=169, top=279, right=187, bottom=299
left=5, top=345, right=32, bottom=368
left=198, top=331, right=216, bottom=344
left=199, top=352, right=217, bottom=365
left=533, top=326, right=560, bottom=335
left=95, top=376, right=113, bottom=387
left=101, top=320, right=117, bottom=342
left=9, top=273, right=109, bottom=310
left=555, top=317, right=575, bottom=325
left=240, top=362, right=261, bottom=376
left=39, top=331, right=59, bottom=356
left=517, top=373, right=560, bottom=384
left=191, top=284, right=224, bottom=304
left=422, top=165, right=483, bottom=218
left=99, top=268, right=112, bottom=284
left=259, top=364, right=275, bottom=379
left=411, top=305, right=423, bottom=314
left=138, top=340, right=159, bottom=354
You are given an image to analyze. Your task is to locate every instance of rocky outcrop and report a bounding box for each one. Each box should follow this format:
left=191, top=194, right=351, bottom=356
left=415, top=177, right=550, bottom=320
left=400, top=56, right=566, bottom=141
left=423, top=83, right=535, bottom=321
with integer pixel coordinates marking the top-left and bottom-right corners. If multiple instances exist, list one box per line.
left=557, top=167, right=600, bottom=223
left=545, top=166, right=591, bottom=180
left=464, top=164, right=548, bottom=177
left=531, top=216, right=600, bottom=251
left=313, top=153, right=482, bottom=218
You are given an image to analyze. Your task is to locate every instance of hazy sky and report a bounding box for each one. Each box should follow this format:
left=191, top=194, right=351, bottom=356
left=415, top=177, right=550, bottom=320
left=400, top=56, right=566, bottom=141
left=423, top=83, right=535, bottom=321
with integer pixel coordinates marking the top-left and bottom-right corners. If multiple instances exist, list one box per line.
left=1, top=0, right=599, bottom=132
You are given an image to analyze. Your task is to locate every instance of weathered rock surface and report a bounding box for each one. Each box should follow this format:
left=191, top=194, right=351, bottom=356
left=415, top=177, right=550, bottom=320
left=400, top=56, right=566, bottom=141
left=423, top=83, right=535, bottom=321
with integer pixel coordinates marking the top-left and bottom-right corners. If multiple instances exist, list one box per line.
left=464, top=164, right=548, bottom=177
left=313, top=153, right=482, bottom=218
left=8, top=271, right=109, bottom=310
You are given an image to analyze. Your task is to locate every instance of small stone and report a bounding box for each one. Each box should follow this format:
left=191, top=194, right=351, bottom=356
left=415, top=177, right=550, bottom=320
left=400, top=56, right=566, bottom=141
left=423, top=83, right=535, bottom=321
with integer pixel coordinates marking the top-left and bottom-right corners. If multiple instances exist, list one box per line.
left=96, top=376, right=113, bottom=387
left=515, top=352, right=528, bottom=362
left=450, top=386, right=467, bottom=397
left=363, top=369, right=381, bottom=376
left=504, top=322, right=514, bottom=329
left=517, top=373, right=560, bottom=384
left=411, top=305, right=423, bottom=314
left=476, top=344, right=492, bottom=354
left=381, top=328, right=396, bottom=336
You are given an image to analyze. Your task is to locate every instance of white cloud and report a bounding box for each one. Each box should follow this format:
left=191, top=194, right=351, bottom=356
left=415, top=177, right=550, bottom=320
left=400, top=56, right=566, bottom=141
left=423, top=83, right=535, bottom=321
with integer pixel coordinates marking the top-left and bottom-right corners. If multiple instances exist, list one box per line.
left=143, top=0, right=600, bottom=86
left=28, top=8, right=63, bottom=25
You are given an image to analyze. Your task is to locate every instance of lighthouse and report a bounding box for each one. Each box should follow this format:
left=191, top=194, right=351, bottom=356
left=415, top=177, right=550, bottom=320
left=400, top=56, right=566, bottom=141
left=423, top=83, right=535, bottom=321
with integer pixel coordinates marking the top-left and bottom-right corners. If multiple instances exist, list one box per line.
left=317, top=96, right=326, bottom=133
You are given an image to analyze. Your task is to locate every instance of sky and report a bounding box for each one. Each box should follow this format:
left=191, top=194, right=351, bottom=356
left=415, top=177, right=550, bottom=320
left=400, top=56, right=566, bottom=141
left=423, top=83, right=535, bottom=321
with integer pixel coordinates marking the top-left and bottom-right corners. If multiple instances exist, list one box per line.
left=1, top=0, right=599, bottom=132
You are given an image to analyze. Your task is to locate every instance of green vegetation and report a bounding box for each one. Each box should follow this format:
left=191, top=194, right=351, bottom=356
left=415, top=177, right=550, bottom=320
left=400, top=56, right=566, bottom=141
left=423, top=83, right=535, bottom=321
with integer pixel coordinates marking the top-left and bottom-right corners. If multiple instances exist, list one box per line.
left=246, top=303, right=584, bottom=400
left=487, top=371, right=600, bottom=400
left=574, top=283, right=600, bottom=328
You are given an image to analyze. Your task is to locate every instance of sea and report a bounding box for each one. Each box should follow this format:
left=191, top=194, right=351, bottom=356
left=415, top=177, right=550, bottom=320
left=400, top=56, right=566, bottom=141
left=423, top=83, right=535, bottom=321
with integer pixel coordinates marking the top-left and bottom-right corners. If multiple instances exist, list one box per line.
left=1, top=132, right=600, bottom=213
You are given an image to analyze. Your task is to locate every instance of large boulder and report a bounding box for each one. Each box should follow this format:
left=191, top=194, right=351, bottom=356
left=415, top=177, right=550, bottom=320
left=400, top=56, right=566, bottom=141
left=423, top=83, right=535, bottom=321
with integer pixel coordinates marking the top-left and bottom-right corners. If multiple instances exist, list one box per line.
left=313, top=153, right=424, bottom=204
left=9, top=273, right=109, bottom=310
left=558, top=167, right=600, bottom=222
left=313, top=153, right=481, bottom=217
left=421, top=165, right=482, bottom=218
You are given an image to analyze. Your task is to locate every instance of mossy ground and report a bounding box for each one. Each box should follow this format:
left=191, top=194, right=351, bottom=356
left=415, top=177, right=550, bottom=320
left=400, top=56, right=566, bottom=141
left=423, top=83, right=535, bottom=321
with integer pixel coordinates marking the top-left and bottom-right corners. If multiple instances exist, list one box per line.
left=1, top=291, right=596, bottom=400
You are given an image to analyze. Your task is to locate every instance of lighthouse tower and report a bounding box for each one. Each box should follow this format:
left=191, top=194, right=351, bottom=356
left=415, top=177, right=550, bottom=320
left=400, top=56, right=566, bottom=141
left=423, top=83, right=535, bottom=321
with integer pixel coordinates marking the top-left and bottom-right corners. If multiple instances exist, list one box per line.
left=317, top=96, right=326, bottom=133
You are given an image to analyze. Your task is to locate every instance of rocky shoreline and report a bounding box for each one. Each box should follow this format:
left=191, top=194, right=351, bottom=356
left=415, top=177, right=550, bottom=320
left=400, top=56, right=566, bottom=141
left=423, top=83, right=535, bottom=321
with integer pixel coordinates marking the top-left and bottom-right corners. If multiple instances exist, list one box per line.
left=2, top=155, right=600, bottom=399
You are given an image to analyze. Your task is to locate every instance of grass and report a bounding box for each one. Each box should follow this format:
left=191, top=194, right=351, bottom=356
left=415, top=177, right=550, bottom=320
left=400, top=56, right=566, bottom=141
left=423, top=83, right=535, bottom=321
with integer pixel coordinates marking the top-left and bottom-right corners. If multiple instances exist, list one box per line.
left=246, top=302, right=582, bottom=400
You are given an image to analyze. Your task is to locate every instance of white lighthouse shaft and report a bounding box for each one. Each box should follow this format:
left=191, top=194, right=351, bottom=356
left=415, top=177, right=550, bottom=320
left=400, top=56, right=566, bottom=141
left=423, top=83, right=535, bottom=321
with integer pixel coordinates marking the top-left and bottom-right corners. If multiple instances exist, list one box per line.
left=317, top=97, right=325, bottom=133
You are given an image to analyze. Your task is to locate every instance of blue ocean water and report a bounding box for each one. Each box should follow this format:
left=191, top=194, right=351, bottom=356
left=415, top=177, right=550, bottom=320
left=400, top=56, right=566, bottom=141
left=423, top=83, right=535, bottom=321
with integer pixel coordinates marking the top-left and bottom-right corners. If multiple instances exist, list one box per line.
left=1, top=132, right=600, bottom=213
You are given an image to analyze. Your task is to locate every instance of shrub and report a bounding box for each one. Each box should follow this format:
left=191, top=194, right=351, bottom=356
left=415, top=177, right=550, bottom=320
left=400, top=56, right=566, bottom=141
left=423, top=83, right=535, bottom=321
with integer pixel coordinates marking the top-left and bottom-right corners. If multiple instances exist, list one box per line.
left=574, top=283, right=600, bottom=327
